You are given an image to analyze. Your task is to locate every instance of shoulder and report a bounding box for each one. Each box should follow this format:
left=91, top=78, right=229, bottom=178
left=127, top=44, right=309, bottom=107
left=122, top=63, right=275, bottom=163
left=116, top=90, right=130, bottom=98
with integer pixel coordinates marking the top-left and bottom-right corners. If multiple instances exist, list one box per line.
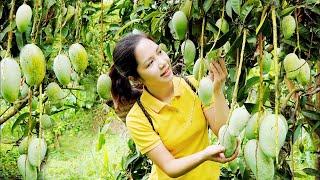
left=125, top=103, right=152, bottom=131
left=125, top=102, right=161, bottom=154
left=185, top=75, right=199, bottom=88
left=126, top=103, right=144, bottom=125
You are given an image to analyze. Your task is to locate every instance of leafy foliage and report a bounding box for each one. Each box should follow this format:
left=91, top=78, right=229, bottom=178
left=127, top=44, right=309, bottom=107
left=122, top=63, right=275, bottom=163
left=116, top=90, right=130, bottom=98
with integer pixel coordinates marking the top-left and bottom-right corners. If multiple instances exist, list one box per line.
left=1, top=0, right=320, bottom=179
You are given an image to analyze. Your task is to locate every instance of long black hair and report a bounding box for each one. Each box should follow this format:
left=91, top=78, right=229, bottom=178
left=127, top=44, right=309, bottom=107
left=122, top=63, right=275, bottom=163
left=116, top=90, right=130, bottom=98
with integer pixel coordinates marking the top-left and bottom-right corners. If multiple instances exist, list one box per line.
left=109, top=33, right=153, bottom=113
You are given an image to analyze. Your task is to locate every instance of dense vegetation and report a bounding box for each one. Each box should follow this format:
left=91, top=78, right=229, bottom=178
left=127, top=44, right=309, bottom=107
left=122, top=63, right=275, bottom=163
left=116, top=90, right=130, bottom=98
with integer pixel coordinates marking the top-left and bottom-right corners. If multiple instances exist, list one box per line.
left=1, top=0, right=319, bottom=179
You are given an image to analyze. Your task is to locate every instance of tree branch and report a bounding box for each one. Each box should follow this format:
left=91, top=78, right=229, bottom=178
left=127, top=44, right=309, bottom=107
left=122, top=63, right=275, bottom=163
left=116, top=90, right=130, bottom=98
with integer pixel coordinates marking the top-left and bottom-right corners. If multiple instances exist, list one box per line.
left=0, top=98, right=28, bottom=125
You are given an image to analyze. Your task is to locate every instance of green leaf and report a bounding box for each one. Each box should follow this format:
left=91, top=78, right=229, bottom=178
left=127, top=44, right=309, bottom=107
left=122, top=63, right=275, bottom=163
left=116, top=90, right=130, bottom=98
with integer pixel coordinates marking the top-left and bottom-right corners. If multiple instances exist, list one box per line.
left=280, top=6, right=295, bottom=17
left=231, top=0, right=241, bottom=15
left=240, top=4, right=253, bottom=22
left=243, top=103, right=258, bottom=114
left=306, top=0, right=320, bottom=4
left=293, top=124, right=302, bottom=143
left=115, top=19, right=141, bottom=38
left=301, top=109, right=320, bottom=121
left=143, top=10, right=161, bottom=21
left=63, top=5, right=75, bottom=25
left=15, top=31, right=24, bottom=50
left=193, top=0, right=200, bottom=10
left=294, top=172, right=307, bottom=178
left=11, top=112, right=30, bottom=134
left=245, top=76, right=260, bottom=91
left=303, top=168, right=320, bottom=177
left=214, top=29, right=236, bottom=50
left=227, top=33, right=243, bottom=56
left=105, top=42, right=112, bottom=62
left=23, top=117, right=36, bottom=136
left=143, top=0, right=153, bottom=7
left=262, top=85, right=270, bottom=104
left=203, top=0, right=214, bottom=13
left=0, top=24, right=12, bottom=42
left=0, top=4, right=3, bottom=19
left=96, top=133, right=106, bottom=151
left=45, top=0, right=56, bottom=9
left=206, top=22, right=216, bottom=33
left=226, top=0, right=233, bottom=18
left=256, top=11, right=267, bottom=35
left=282, top=39, right=308, bottom=51
left=151, top=14, right=165, bottom=34
left=124, top=151, right=140, bottom=169
left=309, top=6, right=320, bottom=15
left=312, top=121, right=320, bottom=133
left=207, top=49, right=222, bottom=61
left=127, top=139, right=136, bottom=152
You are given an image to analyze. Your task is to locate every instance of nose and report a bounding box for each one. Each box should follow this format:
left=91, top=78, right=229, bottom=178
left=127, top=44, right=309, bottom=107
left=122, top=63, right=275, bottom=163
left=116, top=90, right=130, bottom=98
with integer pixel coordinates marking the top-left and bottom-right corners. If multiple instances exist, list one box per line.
left=158, top=57, right=167, bottom=69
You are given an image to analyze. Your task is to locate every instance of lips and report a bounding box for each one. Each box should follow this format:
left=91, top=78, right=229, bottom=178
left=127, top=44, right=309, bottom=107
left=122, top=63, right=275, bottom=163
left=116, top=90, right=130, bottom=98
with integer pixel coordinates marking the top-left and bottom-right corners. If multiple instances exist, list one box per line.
left=161, top=67, right=170, bottom=77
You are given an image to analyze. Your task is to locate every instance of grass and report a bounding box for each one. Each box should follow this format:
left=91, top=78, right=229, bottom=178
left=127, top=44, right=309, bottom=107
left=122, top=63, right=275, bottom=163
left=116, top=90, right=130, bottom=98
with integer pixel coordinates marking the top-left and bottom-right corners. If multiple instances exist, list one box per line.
left=1, top=104, right=130, bottom=179
left=39, top=130, right=129, bottom=179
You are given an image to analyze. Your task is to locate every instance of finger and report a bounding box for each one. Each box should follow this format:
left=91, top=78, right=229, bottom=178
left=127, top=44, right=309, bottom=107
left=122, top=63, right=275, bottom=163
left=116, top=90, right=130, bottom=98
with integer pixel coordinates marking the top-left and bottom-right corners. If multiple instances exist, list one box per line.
left=211, top=62, right=223, bottom=76
left=212, top=61, right=224, bottom=75
left=211, top=145, right=226, bottom=155
left=219, top=152, right=225, bottom=159
left=210, top=63, right=219, bottom=78
left=218, top=58, right=228, bottom=75
left=226, top=149, right=239, bottom=162
left=213, top=158, right=227, bottom=164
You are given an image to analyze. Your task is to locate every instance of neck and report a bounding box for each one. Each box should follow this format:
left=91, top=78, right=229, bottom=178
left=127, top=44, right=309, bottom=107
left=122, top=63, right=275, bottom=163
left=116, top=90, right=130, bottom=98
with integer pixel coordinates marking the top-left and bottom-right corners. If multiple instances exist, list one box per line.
left=145, top=81, right=174, bottom=103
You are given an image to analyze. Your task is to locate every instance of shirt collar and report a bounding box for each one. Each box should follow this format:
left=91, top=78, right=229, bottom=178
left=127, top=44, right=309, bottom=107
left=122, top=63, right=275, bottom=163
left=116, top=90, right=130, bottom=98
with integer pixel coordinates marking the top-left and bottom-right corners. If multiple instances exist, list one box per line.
left=140, top=76, right=182, bottom=113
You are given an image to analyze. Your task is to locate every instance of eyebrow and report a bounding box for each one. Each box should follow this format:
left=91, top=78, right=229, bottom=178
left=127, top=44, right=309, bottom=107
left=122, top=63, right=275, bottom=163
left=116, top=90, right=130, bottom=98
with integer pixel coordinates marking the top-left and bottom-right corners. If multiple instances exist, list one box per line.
left=143, top=45, right=160, bottom=66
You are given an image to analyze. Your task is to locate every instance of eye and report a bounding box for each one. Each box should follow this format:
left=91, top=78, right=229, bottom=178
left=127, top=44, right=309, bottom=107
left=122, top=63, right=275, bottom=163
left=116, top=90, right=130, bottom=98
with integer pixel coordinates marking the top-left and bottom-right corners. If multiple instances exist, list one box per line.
left=147, top=59, right=154, bottom=67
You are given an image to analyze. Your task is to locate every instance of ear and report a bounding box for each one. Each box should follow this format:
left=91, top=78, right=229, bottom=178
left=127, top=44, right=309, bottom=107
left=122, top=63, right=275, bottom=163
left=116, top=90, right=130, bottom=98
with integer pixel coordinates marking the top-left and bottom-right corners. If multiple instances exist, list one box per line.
left=128, top=76, right=135, bottom=82
left=128, top=76, right=142, bottom=83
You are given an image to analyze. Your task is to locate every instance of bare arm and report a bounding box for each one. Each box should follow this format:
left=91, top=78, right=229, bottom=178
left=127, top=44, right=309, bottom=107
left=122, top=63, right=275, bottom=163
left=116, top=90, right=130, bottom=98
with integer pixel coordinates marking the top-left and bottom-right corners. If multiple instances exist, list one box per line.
left=146, top=142, right=236, bottom=178
left=204, top=58, right=230, bottom=136
left=204, top=91, right=230, bottom=136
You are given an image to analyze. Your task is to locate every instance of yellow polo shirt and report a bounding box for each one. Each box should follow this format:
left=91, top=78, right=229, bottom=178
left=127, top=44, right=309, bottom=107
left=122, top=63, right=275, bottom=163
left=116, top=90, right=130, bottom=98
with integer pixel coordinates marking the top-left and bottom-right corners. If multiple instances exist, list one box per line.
left=126, top=75, right=220, bottom=180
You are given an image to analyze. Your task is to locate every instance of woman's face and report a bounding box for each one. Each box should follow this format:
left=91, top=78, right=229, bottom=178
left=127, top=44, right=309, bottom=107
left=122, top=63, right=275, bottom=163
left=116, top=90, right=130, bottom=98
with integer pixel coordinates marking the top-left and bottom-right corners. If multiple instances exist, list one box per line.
left=134, top=38, right=173, bottom=86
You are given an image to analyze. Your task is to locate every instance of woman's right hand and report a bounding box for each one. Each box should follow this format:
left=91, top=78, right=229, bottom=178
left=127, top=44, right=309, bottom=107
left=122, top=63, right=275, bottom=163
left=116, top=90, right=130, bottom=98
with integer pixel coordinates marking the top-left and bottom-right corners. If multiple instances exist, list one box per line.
left=202, top=144, right=239, bottom=163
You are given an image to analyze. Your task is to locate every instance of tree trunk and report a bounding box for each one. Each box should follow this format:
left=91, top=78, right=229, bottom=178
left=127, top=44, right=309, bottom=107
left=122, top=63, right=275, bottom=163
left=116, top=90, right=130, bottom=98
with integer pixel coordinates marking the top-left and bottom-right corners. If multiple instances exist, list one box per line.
left=316, top=61, right=320, bottom=180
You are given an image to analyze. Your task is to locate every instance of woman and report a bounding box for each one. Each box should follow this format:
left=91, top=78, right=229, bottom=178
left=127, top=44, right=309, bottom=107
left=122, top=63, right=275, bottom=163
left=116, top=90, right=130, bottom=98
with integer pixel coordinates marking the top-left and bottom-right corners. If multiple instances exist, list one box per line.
left=109, top=33, right=238, bottom=179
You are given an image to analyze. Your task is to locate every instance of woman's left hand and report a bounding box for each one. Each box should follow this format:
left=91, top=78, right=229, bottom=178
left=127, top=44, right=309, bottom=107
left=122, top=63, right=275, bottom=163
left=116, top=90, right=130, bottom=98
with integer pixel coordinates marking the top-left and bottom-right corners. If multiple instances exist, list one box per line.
left=208, top=57, right=228, bottom=94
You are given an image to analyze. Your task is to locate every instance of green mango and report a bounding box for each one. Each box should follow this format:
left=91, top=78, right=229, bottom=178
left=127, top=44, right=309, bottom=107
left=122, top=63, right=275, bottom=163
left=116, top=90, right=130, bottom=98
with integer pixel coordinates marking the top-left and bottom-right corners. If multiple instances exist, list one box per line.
left=16, top=4, right=32, bottom=33
left=0, top=58, right=21, bottom=103
left=20, top=44, right=46, bottom=86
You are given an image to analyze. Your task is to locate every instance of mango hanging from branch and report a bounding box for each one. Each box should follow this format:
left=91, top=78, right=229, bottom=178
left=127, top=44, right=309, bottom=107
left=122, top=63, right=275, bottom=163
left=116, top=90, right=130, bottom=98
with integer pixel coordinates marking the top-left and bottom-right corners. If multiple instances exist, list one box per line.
left=244, top=139, right=274, bottom=180
left=53, top=54, right=72, bottom=86
left=283, top=53, right=300, bottom=79
left=215, top=18, right=229, bottom=34
left=16, top=4, right=32, bottom=33
left=245, top=111, right=269, bottom=140
left=69, top=43, right=88, bottom=73
left=181, top=39, right=196, bottom=67
left=259, top=114, right=288, bottom=158
left=20, top=44, right=46, bottom=86
left=97, top=74, right=112, bottom=100
left=218, top=125, right=237, bottom=158
left=179, top=0, right=192, bottom=18
left=27, top=137, right=47, bottom=167
left=296, top=59, right=310, bottom=85
left=228, top=106, right=251, bottom=136
left=0, top=58, right=21, bottom=103
left=281, top=15, right=296, bottom=39
left=193, top=58, right=207, bottom=81
left=17, top=154, right=37, bottom=179
left=198, top=77, right=213, bottom=106
left=171, top=11, right=188, bottom=40
left=46, top=82, right=65, bottom=104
